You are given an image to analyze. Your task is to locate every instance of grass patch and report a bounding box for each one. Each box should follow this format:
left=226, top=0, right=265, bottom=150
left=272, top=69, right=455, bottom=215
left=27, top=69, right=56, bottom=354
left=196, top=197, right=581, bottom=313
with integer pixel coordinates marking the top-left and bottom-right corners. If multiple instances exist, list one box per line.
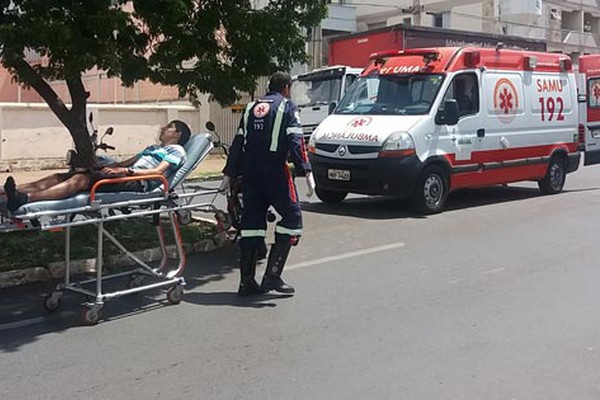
left=0, top=218, right=216, bottom=273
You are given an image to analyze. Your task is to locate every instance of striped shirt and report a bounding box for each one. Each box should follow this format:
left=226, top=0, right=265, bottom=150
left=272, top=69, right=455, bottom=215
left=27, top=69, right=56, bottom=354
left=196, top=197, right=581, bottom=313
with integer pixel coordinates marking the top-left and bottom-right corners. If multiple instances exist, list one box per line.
left=132, top=144, right=186, bottom=189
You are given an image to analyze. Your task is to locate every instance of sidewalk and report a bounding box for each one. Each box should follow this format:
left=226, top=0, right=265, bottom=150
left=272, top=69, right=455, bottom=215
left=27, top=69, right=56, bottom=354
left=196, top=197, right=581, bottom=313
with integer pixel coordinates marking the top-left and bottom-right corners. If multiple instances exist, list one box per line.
left=0, top=154, right=226, bottom=185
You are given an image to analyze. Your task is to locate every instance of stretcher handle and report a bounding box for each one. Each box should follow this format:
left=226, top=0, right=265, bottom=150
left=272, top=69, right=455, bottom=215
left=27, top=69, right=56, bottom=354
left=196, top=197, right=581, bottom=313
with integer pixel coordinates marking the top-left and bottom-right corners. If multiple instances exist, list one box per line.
left=89, top=175, right=169, bottom=202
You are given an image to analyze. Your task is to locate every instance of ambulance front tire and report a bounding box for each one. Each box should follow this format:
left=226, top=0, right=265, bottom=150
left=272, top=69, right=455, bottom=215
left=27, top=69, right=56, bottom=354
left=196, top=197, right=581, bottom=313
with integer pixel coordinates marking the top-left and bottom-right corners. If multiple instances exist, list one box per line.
left=315, top=188, right=347, bottom=204
left=538, top=156, right=566, bottom=195
left=410, top=165, right=449, bottom=215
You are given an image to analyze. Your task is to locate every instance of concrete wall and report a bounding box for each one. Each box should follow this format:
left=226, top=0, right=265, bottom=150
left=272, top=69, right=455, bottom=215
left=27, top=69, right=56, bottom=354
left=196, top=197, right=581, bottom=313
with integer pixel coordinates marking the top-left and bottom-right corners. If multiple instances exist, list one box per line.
left=0, top=103, right=209, bottom=172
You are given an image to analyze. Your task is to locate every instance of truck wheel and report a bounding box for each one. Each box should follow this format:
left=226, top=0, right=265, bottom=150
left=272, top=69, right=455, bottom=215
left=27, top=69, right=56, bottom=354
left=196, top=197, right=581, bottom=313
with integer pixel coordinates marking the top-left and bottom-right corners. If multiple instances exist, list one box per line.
left=410, top=165, right=449, bottom=214
left=538, top=156, right=566, bottom=195
left=316, top=188, right=347, bottom=204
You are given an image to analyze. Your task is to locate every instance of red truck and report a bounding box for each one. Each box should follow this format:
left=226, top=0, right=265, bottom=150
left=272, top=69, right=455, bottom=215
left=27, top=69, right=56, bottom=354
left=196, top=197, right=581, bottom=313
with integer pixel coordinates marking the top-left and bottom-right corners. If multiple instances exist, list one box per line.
left=328, top=24, right=547, bottom=68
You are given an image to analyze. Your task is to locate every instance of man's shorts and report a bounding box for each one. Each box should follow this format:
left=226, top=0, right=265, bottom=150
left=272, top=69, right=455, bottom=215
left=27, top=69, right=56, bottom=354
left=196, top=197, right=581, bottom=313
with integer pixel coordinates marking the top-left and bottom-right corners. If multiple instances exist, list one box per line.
left=87, top=170, right=146, bottom=193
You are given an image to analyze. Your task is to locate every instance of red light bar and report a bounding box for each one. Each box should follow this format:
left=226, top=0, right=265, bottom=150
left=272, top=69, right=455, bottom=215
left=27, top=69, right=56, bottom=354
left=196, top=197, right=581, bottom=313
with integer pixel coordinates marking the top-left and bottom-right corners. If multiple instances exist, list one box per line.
left=369, top=49, right=440, bottom=61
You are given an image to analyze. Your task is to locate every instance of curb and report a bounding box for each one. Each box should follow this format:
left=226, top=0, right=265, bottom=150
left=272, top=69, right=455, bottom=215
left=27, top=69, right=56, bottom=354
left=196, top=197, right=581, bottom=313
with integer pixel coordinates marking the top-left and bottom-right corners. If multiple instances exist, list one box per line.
left=0, top=230, right=229, bottom=289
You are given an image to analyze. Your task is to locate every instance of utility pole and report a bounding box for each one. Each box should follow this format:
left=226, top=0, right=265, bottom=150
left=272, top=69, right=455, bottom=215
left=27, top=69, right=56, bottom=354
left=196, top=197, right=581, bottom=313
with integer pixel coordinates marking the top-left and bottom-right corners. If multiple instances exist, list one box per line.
left=412, top=0, right=421, bottom=25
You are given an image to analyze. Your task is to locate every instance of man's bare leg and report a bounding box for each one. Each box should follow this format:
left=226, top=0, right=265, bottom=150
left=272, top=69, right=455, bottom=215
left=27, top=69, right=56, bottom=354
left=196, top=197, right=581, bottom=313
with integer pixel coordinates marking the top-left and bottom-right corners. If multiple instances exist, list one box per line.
left=26, top=173, right=91, bottom=202
left=4, top=174, right=91, bottom=212
left=17, top=172, right=75, bottom=192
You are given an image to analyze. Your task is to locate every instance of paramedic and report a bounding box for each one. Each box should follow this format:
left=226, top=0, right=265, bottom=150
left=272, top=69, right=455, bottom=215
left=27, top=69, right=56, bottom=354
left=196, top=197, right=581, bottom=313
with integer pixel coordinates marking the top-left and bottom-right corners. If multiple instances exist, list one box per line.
left=3, top=120, right=191, bottom=212
left=220, top=71, right=315, bottom=297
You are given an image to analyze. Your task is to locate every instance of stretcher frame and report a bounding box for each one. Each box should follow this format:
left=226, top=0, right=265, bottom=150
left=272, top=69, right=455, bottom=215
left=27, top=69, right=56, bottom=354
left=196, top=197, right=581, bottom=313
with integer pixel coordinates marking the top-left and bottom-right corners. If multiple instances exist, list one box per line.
left=0, top=137, right=230, bottom=325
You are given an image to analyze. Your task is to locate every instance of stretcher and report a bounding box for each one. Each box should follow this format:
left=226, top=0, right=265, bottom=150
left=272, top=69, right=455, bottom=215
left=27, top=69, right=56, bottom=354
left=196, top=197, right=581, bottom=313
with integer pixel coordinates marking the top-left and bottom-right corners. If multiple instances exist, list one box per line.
left=0, top=133, right=230, bottom=325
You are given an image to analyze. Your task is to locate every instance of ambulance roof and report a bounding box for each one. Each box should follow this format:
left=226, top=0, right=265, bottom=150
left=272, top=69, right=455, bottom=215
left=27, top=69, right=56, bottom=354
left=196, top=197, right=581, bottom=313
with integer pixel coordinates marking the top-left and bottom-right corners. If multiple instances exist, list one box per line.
left=578, top=55, right=600, bottom=76
left=363, top=47, right=573, bottom=76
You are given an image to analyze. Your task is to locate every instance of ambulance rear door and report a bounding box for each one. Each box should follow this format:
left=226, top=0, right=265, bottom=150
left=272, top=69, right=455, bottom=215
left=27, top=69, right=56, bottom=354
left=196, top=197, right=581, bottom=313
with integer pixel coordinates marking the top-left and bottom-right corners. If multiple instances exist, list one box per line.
left=578, top=56, right=600, bottom=166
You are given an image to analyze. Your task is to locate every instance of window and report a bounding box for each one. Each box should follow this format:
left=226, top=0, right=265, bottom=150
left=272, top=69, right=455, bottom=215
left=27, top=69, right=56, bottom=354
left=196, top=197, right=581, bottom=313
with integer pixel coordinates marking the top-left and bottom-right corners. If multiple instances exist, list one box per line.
left=442, top=73, right=479, bottom=118
left=432, top=13, right=443, bottom=28
left=589, top=78, right=600, bottom=108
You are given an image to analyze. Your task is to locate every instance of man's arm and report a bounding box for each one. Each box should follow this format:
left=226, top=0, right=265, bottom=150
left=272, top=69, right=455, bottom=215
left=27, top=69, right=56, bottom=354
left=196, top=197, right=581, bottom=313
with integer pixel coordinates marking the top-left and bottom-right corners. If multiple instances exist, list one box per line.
left=285, top=102, right=312, bottom=175
left=222, top=117, right=245, bottom=177
left=101, top=161, right=170, bottom=177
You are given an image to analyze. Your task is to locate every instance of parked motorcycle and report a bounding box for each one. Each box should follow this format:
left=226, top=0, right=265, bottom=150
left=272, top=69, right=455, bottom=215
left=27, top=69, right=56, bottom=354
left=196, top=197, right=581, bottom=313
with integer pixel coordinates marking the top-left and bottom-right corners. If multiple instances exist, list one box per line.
left=66, top=112, right=119, bottom=171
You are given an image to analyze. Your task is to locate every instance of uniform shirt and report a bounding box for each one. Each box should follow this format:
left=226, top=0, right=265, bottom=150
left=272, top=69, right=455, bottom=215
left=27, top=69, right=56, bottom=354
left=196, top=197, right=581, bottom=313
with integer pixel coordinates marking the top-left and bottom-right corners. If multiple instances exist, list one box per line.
left=223, top=92, right=311, bottom=178
left=131, top=144, right=186, bottom=189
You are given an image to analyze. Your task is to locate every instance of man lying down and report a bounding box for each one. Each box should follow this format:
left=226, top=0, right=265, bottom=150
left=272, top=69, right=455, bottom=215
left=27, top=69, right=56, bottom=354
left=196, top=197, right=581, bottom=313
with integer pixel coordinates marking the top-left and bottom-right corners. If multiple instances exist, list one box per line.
left=1, top=120, right=191, bottom=213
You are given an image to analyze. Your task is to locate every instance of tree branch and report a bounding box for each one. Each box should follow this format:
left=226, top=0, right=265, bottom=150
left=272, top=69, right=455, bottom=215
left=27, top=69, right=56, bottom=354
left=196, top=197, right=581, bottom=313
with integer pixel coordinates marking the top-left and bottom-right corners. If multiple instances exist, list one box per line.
left=66, top=76, right=89, bottom=125
left=11, top=59, right=71, bottom=127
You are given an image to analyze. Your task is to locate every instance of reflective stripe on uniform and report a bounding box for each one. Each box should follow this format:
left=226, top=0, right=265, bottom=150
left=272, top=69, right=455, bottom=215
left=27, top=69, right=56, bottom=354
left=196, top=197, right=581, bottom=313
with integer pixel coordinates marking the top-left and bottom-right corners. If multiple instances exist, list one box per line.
left=286, top=127, right=303, bottom=135
left=270, top=99, right=288, bottom=152
left=242, top=101, right=255, bottom=138
left=241, top=229, right=267, bottom=238
left=275, top=226, right=303, bottom=236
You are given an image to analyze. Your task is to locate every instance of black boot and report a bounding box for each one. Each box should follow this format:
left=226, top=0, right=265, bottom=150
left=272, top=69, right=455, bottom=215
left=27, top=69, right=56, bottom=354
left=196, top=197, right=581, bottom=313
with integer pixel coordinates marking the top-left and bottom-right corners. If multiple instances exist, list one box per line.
left=261, top=240, right=295, bottom=294
left=238, top=242, right=265, bottom=297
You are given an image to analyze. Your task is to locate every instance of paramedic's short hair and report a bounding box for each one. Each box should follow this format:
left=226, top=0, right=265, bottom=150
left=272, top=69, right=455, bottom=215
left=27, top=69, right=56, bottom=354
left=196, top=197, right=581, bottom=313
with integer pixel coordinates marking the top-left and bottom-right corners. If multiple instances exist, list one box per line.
left=170, top=120, right=191, bottom=145
left=268, top=72, right=292, bottom=93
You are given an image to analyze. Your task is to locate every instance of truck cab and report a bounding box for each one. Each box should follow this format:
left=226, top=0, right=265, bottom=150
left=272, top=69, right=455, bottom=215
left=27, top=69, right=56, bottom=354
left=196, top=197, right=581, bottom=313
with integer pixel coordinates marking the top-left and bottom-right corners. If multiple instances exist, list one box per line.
left=291, top=66, right=363, bottom=141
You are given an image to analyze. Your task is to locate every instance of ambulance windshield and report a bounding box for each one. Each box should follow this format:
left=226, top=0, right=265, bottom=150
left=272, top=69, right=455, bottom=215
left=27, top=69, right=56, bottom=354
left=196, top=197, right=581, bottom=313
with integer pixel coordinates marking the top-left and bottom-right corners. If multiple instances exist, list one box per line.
left=335, top=74, right=444, bottom=115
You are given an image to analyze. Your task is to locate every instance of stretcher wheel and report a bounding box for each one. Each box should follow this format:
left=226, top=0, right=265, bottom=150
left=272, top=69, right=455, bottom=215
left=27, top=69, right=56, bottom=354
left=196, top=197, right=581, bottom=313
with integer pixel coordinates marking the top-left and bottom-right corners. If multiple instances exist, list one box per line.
left=43, top=294, right=61, bottom=313
left=176, top=210, right=192, bottom=225
left=82, top=305, right=103, bottom=325
left=215, top=210, right=232, bottom=231
left=166, top=284, right=184, bottom=305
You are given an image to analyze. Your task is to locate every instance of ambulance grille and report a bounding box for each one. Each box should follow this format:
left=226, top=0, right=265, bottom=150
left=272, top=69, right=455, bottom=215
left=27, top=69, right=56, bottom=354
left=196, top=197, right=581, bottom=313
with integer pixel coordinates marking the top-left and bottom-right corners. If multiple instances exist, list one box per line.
left=315, top=143, right=339, bottom=153
left=348, top=145, right=381, bottom=154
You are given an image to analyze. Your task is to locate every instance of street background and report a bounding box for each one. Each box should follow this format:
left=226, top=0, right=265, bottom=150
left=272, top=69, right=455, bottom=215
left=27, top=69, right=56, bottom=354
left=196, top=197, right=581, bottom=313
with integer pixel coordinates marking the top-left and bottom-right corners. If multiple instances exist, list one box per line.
left=2, top=161, right=600, bottom=399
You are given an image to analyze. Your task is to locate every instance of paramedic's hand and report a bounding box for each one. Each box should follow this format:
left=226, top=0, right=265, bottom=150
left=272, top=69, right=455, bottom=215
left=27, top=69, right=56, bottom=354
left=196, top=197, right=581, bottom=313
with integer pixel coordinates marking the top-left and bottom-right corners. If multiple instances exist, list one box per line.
left=218, top=175, right=231, bottom=194
left=305, top=172, right=316, bottom=198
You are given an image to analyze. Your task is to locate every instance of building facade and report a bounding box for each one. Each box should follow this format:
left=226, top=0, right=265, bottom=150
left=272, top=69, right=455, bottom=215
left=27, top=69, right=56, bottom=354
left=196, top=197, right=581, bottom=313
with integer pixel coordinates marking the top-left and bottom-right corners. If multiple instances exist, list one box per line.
left=325, top=0, right=600, bottom=60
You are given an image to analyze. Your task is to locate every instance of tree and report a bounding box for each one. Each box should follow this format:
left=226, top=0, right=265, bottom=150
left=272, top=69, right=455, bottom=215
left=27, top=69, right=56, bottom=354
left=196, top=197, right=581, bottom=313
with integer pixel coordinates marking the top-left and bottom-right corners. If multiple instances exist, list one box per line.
left=0, top=0, right=327, bottom=167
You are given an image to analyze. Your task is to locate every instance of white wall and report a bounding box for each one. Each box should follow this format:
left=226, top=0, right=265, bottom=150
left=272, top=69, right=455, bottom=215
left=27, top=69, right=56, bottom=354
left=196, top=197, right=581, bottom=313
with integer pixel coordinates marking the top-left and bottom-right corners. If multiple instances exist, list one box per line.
left=0, top=103, right=209, bottom=171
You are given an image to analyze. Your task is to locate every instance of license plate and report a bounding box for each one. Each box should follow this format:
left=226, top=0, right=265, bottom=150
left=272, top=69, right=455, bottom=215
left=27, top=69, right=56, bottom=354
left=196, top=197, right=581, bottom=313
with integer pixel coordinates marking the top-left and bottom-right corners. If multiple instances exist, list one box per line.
left=328, top=169, right=350, bottom=181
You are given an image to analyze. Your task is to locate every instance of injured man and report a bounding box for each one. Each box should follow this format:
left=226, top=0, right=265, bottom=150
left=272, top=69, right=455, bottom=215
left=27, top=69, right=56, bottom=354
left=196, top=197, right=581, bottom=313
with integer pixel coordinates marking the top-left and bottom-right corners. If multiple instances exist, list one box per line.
left=1, top=120, right=191, bottom=213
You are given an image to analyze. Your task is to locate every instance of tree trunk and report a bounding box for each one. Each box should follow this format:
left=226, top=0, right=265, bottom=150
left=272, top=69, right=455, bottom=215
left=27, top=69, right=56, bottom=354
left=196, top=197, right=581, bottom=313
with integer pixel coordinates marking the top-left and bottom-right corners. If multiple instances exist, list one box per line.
left=11, top=59, right=97, bottom=168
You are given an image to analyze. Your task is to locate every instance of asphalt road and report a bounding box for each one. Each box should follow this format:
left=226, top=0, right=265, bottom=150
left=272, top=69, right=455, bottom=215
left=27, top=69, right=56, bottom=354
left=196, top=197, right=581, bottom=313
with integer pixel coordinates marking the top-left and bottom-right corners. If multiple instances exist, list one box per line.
left=2, top=165, right=600, bottom=399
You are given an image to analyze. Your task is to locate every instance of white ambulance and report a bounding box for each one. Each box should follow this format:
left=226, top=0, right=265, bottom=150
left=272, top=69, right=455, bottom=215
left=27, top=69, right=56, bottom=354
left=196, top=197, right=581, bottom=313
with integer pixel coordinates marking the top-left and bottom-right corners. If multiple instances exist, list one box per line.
left=308, top=47, right=588, bottom=214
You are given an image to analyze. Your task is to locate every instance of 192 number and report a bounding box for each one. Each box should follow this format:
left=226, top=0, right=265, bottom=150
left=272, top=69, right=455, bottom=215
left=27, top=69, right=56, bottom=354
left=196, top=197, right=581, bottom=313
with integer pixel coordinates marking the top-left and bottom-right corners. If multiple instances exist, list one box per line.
left=539, top=96, right=565, bottom=122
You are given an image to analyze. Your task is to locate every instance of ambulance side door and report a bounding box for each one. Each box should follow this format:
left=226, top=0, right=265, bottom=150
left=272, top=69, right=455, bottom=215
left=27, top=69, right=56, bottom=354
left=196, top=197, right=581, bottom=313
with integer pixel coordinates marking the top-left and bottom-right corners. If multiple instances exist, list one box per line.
left=436, top=72, right=483, bottom=162
left=584, top=76, right=600, bottom=165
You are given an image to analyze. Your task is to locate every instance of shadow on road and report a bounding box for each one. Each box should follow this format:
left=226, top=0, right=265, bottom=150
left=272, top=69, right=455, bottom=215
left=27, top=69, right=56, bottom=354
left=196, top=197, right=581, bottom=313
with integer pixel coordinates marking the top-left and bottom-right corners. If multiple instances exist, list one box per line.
left=303, top=184, right=593, bottom=219
left=0, top=241, right=244, bottom=352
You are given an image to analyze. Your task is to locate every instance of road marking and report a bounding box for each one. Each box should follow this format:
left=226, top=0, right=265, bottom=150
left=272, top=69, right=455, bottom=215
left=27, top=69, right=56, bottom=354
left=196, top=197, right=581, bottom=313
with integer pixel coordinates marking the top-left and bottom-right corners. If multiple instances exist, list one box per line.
left=0, top=316, right=48, bottom=332
left=0, top=312, right=75, bottom=333
left=287, top=242, right=406, bottom=271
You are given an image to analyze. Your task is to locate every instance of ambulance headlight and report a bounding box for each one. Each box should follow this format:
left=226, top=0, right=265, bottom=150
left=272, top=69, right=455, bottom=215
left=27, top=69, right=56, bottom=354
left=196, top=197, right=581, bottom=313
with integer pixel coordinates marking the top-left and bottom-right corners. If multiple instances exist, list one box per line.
left=382, top=132, right=415, bottom=151
left=308, top=129, right=317, bottom=153
left=308, top=132, right=316, bottom=148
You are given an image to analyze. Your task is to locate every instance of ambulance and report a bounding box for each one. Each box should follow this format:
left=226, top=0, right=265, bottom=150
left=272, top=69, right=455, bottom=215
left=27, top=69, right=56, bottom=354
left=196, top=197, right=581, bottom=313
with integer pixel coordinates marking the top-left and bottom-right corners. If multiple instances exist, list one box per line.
left=578, top=54, right=600, bottom=165
left=308, top=46, right=594, bottom=214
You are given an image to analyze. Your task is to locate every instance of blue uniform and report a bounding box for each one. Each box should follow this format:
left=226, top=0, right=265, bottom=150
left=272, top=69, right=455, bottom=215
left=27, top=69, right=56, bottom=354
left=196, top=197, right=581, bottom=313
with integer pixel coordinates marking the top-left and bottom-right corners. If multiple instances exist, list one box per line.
left=224, top=92, right=312, bottom=245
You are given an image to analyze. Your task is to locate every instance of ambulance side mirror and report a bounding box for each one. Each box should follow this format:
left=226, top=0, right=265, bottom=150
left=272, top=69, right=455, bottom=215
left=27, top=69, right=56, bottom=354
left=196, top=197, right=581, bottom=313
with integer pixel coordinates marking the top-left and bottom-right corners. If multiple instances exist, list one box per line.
left=328, top=101, right=338, bottom=115
left=436, top=100, right=460, bottom=126
left=578, top=94, right=588, bottom=103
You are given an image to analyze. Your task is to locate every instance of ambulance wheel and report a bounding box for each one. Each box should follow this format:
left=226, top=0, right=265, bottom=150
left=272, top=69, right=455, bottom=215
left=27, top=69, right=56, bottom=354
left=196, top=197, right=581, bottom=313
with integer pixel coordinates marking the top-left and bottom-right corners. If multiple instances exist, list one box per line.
left=315, top=188, right=347, bottom=204
left=538, top=156, right=566, bottom=195
left=410, top=165, right=449, bottom=214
